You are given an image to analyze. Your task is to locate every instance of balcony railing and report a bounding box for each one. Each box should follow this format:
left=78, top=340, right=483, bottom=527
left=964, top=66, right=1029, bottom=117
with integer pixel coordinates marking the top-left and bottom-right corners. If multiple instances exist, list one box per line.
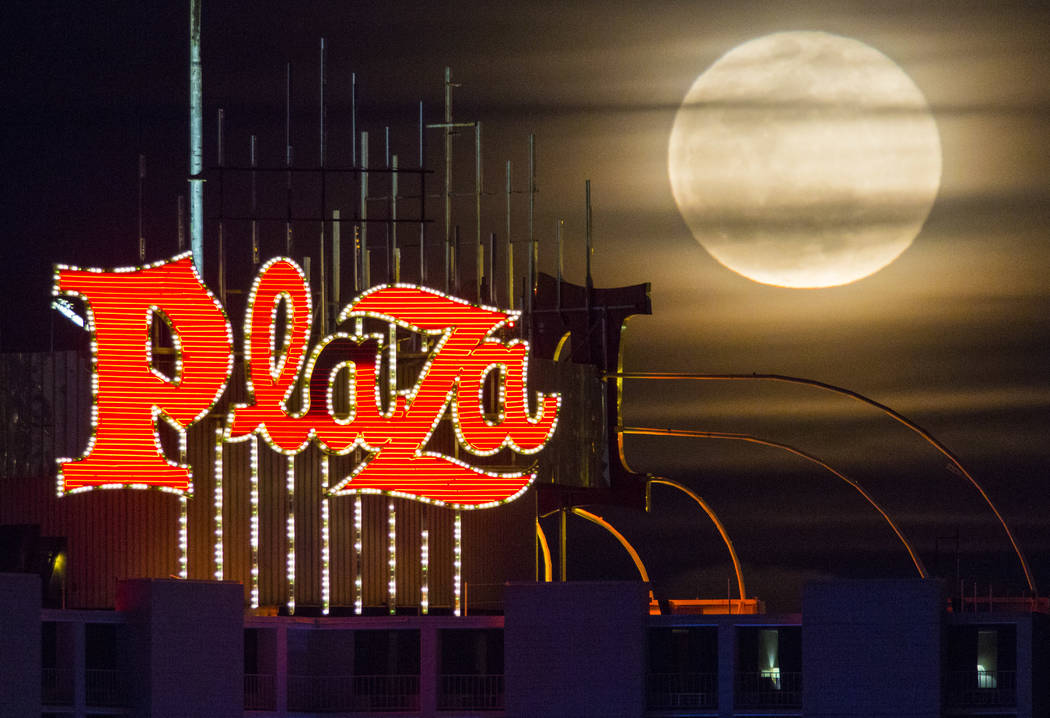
left=736, top=671, right=802, bottom=709
left=42, top=667, right=73, bottom=705
left=945, top=670, right=1016, bottom=707
left=647, top=672, right=718, bottom=710
left=287, top=674, right=420, bottom=712
left=287, top=674, right=355, bottom=712
left=245, top=673, right=276, bottom=711
left=438, top=674, right=504, bottom=711
left=85, top=669, right=126, bottom=707
left=353, top=674, right=421, bottom=712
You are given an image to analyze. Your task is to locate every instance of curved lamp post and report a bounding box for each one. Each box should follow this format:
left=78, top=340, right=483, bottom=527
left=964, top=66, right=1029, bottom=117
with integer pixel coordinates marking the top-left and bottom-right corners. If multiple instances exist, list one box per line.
left=613, top=372, right=1033, bottom=594
left=624, top=427, right=928, bottom=580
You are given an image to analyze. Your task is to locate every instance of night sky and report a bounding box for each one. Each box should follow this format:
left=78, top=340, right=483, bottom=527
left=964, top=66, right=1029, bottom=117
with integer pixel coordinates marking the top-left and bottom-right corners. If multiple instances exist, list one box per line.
left=3, top=1, right=1049, bottom=610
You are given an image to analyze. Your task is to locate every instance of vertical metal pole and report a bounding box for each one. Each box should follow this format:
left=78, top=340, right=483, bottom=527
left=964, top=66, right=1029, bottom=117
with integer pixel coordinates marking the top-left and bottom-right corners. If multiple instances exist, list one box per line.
left=556, top=219, right=563, bottom=311
left=527, top=135, right=536, bottom=317
left=559, top=508, right=567, bottom=582
left=443, top=67, right=453, bottom=294
left=177, top=194, right=186, bottom=253
left=285, top=63, right=294, bottom=256
left=352, top=224, right=360, bottom=295
left=419, top=101, right=426, bottom=284
left=332, top=209, right=340, bottom=308
left=250, top=135, right=259, bottom=264
left=360, top=132, right=369, bottom=288
left=351, top=72, right=357, bottom=168
left=475, top=122, right=482, bottom=301
left=386, top=127, right=392, bottom=282
left=392, top=155, right=400, bottom=283
left=452, top=225, right=460, bottom=294
left=488, top=232, right=495, bottom=304
left=217, top=109, right=225, bottom=302
left=585, top=179, right=593, bottom=290
left=505, top=160, right=513, bottom=308
left=188, top=0, right=204, bottom=274
left=138, top=154, right=146, bottom=262
left=318, top=38, right=328, bottom=334
left=585, top=179, right=592, bottom=337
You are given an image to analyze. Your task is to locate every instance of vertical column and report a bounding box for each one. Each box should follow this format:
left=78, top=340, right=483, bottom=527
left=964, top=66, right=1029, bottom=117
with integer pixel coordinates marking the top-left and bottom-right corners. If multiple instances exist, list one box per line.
left=420, top=621, right=439, bottom=715
left=117, top=580, right=243, bottom=718
left=1017, top=616, right=1033, bottom=718
left=73, top=620, right=86, bottom=717
left=275, top=621, right=288, bottom=715
left=717, top=621, right=735, bottom=718
left=0, top=575, right=40, bottom=717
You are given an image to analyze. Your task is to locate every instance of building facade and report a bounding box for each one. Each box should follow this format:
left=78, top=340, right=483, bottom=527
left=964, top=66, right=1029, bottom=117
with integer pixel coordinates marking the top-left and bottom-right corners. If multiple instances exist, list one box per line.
left=4, top=574, right=1046, bottom=718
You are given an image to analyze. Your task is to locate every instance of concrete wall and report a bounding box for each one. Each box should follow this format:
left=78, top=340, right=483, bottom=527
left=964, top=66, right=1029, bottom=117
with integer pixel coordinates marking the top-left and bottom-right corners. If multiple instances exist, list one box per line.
left=0, top=573, right=41, bottom=717
left=117, top=578, right=243, bottom=718
left=803, top=579, right=942, bottom=718
left=504, top=581, right=648, bottom=718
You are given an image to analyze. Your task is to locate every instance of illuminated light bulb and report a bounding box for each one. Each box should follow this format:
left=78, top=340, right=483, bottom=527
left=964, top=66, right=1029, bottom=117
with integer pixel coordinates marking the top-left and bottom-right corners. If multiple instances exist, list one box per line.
left=388, top=502, right=397, bottom=614
left=454, top=510, right=463, bottom=616
left=249, top=438, right=260, bottom=609
left=286, top=455, right=295, bottom=615
left=354, top=496, right=363, bottom=615
left=321, top=461, right=331, bottom=616
left=421, top=529, right=429, bottom=615
left=213, top=425, right=224, bottom=580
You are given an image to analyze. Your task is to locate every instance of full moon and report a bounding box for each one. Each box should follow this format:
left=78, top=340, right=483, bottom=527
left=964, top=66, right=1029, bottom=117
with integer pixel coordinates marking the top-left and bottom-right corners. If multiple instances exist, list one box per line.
left=668, top=31, right=941, bottom=288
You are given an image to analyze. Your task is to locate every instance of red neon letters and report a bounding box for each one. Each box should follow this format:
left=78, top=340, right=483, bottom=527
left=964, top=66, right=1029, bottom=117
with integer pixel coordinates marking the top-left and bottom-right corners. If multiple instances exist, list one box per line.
left=54, top=255, right=233, bottom=494
left=54, top=254, right=559, bottom=507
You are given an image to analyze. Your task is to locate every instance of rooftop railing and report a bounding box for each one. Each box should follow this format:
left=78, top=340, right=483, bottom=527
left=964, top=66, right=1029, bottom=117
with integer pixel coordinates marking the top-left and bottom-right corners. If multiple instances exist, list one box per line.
left=647, top=671, right=718, bottom=710
left=438, top=673, right=504, bottom=711
left=945, top=670, right=1016, bottom=707
left=735, top=671, right=802, bottom=709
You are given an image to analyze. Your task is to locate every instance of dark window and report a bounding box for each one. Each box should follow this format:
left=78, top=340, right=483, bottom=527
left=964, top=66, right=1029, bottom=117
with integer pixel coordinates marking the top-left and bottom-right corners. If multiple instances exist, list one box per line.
left=440, top=629, right=504, bottom=675
left=42, top=622, right=58, bottom=669
left=353, top=630, right=420, bottom=676
left=85, top=623, right=119, bottom=670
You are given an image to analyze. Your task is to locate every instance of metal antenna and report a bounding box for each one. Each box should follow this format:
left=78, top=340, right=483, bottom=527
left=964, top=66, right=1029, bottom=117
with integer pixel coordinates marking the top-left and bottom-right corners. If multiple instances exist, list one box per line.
left=443, top=67, right=454, bottom=294
left=418, top=100, right=426, bottom=284
left=250, top=135, right=258, bottom=264
left=188, top=0, right=203, bottom=273
left=217, top=109, right=226, bottom=301
left=318, top=38, right=328, bottom=333
left=475, top=122, right=482, bottom=301
left=138, top=154, right=146, bottom=262
left=506, top=160, right=513, bottom=308
left=285, top=62, right=294, bottom=256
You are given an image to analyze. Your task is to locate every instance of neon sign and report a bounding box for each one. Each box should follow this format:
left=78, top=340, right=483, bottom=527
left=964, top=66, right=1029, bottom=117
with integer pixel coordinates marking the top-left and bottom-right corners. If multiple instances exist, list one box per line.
left=53, top=253, right=560, bottom=508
